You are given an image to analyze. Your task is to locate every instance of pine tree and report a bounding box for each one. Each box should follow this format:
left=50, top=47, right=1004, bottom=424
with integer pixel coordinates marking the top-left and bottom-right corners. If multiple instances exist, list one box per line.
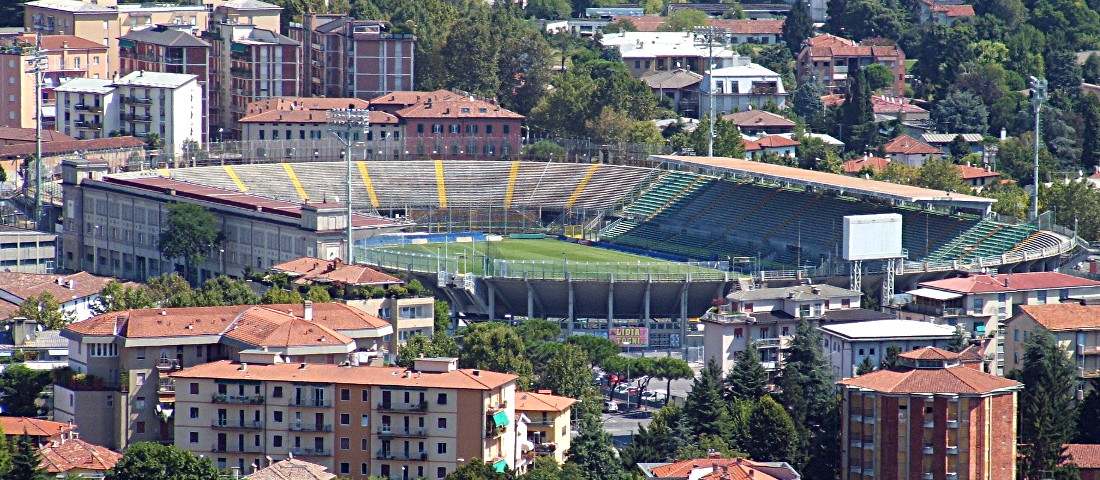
left=744, top=396, right=799, bottom=466
left=684, top=358, right=731, bottom=439
left=724, top=344, right=770, bottom=402
left=776, top=319, right=839, bottom=480
left=782, top=0, right=813, bottom=54
left=856, top=356, right=874, bottom=375
left=1017, top=330, right=1078, bottom=480
left=1075, top=380, right=1100, bottom=443
left=947, top=326, right=969, bottom=353
left=880, top=345, right=902, bottom=369
left=9, top=434, right=46, bottom=480
left=565, top=417, right=629, bottom=480
left=0, top=423, right=11, bottom=477
left=1081, top=94, right=1100, bottom=172
left=792, top=80, right=825, bottom=121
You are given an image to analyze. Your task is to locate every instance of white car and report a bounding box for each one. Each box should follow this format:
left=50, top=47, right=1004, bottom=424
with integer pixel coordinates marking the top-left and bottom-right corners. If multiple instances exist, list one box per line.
left=641, top=390, right=668, bottom=402
left=603, top=401, right=620, bottom=413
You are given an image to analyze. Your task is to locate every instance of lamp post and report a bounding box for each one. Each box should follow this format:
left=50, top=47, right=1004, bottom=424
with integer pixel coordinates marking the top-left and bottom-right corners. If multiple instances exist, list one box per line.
left=694, top=26, right=729, bottom=157
left=327, top=108, right=371, bottom=264
left=1028, top=76, right=1047, bottom=221
left=25, top=33, right=47, bottom=230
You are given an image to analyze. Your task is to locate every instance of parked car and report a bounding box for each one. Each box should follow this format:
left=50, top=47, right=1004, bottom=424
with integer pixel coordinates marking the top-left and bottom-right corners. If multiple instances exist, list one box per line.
left=641, top=390, right=668, bottom=402
left=603, top=401, right=620, bottom=413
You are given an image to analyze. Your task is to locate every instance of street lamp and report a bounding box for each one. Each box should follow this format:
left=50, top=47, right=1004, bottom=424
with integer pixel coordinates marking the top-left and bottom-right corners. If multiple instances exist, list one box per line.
left=327, top=108, right=371, bottom=264
left=25, top=33, right=47, bottom=230
left=1028, top=76, right=1047, bottom=221
left=694, top=26, right=729, bottom=157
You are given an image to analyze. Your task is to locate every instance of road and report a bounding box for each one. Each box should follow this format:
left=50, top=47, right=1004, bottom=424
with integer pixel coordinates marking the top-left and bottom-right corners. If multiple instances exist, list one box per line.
left=599, top=352, right=703, bottom=447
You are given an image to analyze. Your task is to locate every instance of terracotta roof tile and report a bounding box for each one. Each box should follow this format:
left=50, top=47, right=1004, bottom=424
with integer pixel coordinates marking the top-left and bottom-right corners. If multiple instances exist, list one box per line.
left=245, top=97, right=370, bottom=115
left=239, top=109, right=397, bottom=125
left=898, top=346, right=959, bottom=361
left=1013, top=303, right=1100, bottom=331
left=843, top=156, right=890, bottom=174
left=0, top=271, right=127, bottom=303
left=884, top=134, right=942, bottom=155
left=515, top=391, right=576, bottom=412
left=14, top=34, right=107, bottom=51
left=837, top=364, right=1020, bottom=394
left=919, top=272, right=1100, bottom=294
left=754, top=135, right=800, bottom=148
left=271, top=257, right=402, bottom=286
left=171, top=360, right=518, bottom=390
left=394, top=93, right=524, bottom=120
left=0, top=128, right=77, bottom=144
left=0, top=137, right=145, bottom=158
left=0, top=417, right=75, bottom=438
left=1065, top=444, right=1100, bottom=469
left=957, top=164, right=1000, bottom=179
left=722, top=110, right=795, bottom=128
left=743, top=139, right=762, bottom=151
left=37, top=438, right=122, bottom=474
left=651, top=458, right=781, bottom=480
left=613, top=16, right=784, bottom=34
left=250, top=458, right=335, bottom=480
left=932, top=4, right=975, bottom=17
left=368, top=90, right=452, bottom=108
left=223, top=306, right=355, bottom=349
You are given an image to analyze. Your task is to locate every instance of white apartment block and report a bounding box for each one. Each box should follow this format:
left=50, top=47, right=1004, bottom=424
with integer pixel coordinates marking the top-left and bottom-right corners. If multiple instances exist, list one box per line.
left=112, top=70, right=202, bottom=154
left=819, top=319, right=957, bottom=380
left=54, top=78, right=118, bottom=140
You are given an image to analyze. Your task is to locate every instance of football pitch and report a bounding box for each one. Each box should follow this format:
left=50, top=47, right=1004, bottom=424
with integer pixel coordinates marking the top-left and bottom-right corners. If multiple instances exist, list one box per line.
left=373, top=238, right=719, bottom=278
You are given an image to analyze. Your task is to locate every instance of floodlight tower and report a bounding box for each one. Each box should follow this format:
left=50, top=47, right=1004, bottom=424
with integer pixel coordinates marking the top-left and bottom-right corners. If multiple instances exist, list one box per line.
left=1028, top=76, right=1047, bottom=221
left=26, top=34, right=48, bottom=230
left=694, top=26, right=729, bottom=157
left=327, top=109, right=371, bottom=264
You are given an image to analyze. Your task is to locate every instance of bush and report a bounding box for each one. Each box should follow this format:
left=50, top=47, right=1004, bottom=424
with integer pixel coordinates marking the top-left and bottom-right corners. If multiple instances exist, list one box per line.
left=406, top=279, right=425, bottom=296
left=387, top=286, right=409, bottom=298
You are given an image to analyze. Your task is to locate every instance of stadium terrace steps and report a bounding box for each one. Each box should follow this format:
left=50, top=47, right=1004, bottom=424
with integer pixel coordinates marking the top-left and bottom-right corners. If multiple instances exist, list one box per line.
left=924, top=220, right=1038, bottom=262
left=1009, top=231, right=1063, bottom=254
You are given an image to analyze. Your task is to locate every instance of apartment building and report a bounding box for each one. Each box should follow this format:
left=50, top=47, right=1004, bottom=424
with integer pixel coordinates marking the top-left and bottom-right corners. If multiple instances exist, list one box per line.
left=0, top=226, right=57, bottom=273
left=290, top=14, right=416, bottom=100
left=369, top=91, right=524, bottom=160
left=820, top=319, right=958, bottom=380
left=796, top=34, right=906, bottom=96
left=170, top=356, right=519, bottom=478
left=237, top=97, right=403, bottom=160
left=1003, top=302, right=1100, bottom=386
left=838, top=347, right=1021, bottom=480
left=702, top=282, right=875, bottom=377
left=205, top=22, right=301, bottom=139
left=638, top=457, right=801, bottom=480
left=514, top=390, right=574, bottom=465
left=23, top=0, right=211, bottom=74
left=56, top=301, right=393, bottom=450
left=59, top=159, right=404, bottom=282
left=0, top=34, right=108, bottom=129
left=600, top=32, right=740, bottom=78
left=0, top=270, right=128, bottom=321
left=114, top=70, right=202, bottom=153
left=700, top=56, right=788, bottom=113
left=118, top=25, right=211, bottom=141
left=53, top=77, right=116, bottom=139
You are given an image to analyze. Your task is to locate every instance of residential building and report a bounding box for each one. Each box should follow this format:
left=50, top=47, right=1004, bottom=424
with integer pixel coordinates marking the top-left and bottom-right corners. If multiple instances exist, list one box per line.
left=56, top=301, right=393, bottom=450
left=251, top=458, right=336, bottom=480
left=112, top=70, right=202, bottom=154
left=206, top=22, right=301, bottom=139
left=1066, top=444, right=1100, bottom=480
left=0, top=318, right=70, bottom=367
left=169, top=356, right=519, bottom=477
left=514, top=390, right=575, bottom=465
left=796, top=34, right=906, bottom=96
left=290, top=14, right=416, bottom=101
left=601, top=32, right=740, bottom=78
left=700, top=56, right=787, bottom=113
left=641, top=69, right=702, bottom=117
left=957, top=164, right=1000, bottom=189
left=754, top=135, right=799, bottom=158
left=59, top=159, right=405, bottom=282
left=819, top=319, right=957, bottom=380
left=842, top=155, right=891, bottom=176
left=882, top=134, right=942, bottom=167
left=821, top=94, right=930, bottom=125
left=723, top=109, right=795, bottom=137
left=371, top=91, right=524, bottom=160
left=23, top=0, right=212, bottom=74
left=1003, top=302, right=1100, bottom=386
left=702, top=282, right=874, bottom=376
left=271, top=256, right=436, bottom=354
left=916, top=0, right=976, bottom=24
left=0, top=416, right=76, bottom=444
left=637, top=457, right=801, bottom=480
left=0, top=34, right=109, bottom=129
left=919, top=133, right=984, bottom=156
left=210, top=0, right=283, bottom=34
left=608, top=17, right=786, bottom=44
left=0, top=226, right=56, bottom=273
left=53, top=77, right=117, bottom=140
left=0, top=127, right=76, bottom=145
left=837, top=347, right=1021, bottom=480
left=0, top=135, right=146, bottom=173
left=237, top=97, right=403, bottom=161
left=38, top=436, right=124, bottom=477
left=118, top=25, right=211, bottom=141
left=0, top=270, right=129, bottom=321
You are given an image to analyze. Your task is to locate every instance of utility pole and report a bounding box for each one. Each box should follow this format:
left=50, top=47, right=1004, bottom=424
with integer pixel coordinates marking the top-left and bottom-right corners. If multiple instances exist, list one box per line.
left=1028, top=76, right=1047, bottom=221
left=327, top=109, right=371, bottom=264
left=26, top=33, right=47, bottom=230
left=694, top=26, right=728, bottom=157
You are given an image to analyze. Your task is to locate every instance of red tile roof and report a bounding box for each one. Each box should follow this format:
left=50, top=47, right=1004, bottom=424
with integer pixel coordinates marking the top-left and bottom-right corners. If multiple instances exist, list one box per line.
left=612, top=16, right=784, bottom=34
left=801, top=34, right=903, bottom=59
left=12, top=34, right=107, bottom=51
left=650, top=458, right=781, bottom=480
left=244, top=97, right=370, bottom=115
left=0, top=271, right=126, bottom=303
left=0, top=137, right=145, bottom=159
left=932, top=3, right=975, bottom=17
left=222, top=306, right=355, bottom=349
left=394, top=92, right=524, bottom=120
left=1065, top=444, right=1100, bottom=469
left=919, top=272, right=1100, bottom=294
left=837, top=364, right=1021, bottom=394
left=884, top=134, right=942, bottom=155
left=38, top=438, right=122, bottom=474
left=0, top=417, right=75, bottom=439
left=843, top=156, right=891, bottom=174
left=820, top=95, right=927, bottom=115
left=755, top=135, right=800, bottom=148
left=171, top=360, right=518, bottom=390
left=271, top=257, right=402, bottom=286
left=722, top=110, right=795, bottom=128
left=249, top=458, right=335, bottom=480
left=899, top=346, right=959, bottom=361
left=743, top=139, right=762, bottom=151
left=515, top=391, right=576, bottom=412
left=958, top=164, right=1000, bottom=179
left=1013, top=303, right=1100, bottom=331
left=0, top=128, right=77, bottom=144
left=239, top=109, right=397, bottom=125
left=368, top=90, right=452, bottom=109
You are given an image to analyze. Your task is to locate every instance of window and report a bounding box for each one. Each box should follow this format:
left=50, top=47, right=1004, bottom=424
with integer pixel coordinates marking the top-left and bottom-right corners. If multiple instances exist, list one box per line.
left=1061, top=289, right=1071, bottom=300
left=340, top=438, right=350, bottom=450
left=437, top=393, right=447, bottom=405
left=417, top=124, right=424, bottom=133
left=273, top=435, right=283, bottom=447
left=135, top=421, right=146, bottom=434
left=449, top=124, right=459, bottom=134
left=190, top=407, right=199, bottom=418
left=361, top=415, right=369, bottom=427
left=972, top=298, right=984, bottom=311
left=340, top=413, right=350, bottom=425
left=1014, top=329, right=1020, bottom=341
left=341, top=388, right=350, bottom=401
left=135, top=373, right=145, bottom=386
left=858, top=349, right=864, bottom=356
left=781, top=326, right=789, bottom=336
left=190, top=383, right=199, bottom=394
left=362, top=439, right=368, bottom=450
left=438, top=467, right=447, bottom=479
left=272, top=386, right=283, bottom=398
left=486, top=125, right=493, bottom=134
left=437, top=442, right=447, bottom=454
left=340, top=463, right=350, bottom=475
left=437, top=417, right=447, bottom=429
left=273, top=411, right=283, bottom=423
left=432, top=124, right=443, bottom=134
left=503, top=125, right=510, bottom=134
left=362, top=389, right=369, bottom=402
left=189, top=432, right=199, bottom=443
left=1038, top=291, right=1048, bottom=304
left=259, top=130, right=265, bottom=140
left=733, top=328, right=743, bottom=339
left=363, top=464, right=369, bottom=475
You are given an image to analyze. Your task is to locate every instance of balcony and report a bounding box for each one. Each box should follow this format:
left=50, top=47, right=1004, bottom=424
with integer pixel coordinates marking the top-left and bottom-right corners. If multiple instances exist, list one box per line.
left=924, top=420, right=934, bottom=428
left=486, top=401, right=508, bottom=413
left=754, top=336, right=793, bottom=349
left=122, top=96, right=152, bottom=105
left=212, top=394, right=265, bottom=405
left=534, top=443, right=557, bottom=455
left=74, top=121, right=101, bottom=130
left=485, top=424, right=507, bottom=438
left=212, top=419, right=264, bottom=430
left=290, top=423, right=333, bottom=432
left=290, top=398, right=331, bottom=408
left=156, top=358, right=182, bottom=371
left=157, top=381, right=175, bottom=394
left=74, top=104, right=88, bottom=111
left=526, top=420, right=556, bottom=428
left=376, top=450, right=427, bottom=461
left=123, top=113, right=153, bottom=122
left=947, top=445, right=959, bottom=454
left=377, top=401, right=427, bottom=413
left=291, top=448, right=331, bottom=457
left=376, top=428, right=427, bottom=438
left=212, top=444, right=263, bottom=454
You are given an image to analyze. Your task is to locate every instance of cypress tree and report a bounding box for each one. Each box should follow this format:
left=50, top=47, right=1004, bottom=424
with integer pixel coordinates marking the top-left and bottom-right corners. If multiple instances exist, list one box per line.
left=9, top=433, right=46, bottom=480
left=566, top=416, right=629, bottom=480
left=744, top=396, right=799, bottom=466
left=782, top=0, right=814, bottom=54
left=856, top=356, right=875, bottom=375
left=724, top=343, right=770, bottom=402
left=776, top=318, right=838, bottom=480
left=1017, top=330, right=1079, bottom=480
left=684, top=358, right=731, bottom=439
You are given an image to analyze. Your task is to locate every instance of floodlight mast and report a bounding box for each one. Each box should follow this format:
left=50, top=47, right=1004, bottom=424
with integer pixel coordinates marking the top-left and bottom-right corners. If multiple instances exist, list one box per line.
left=26, top=34, right=47, bottom=230
left=327, top=109, right=371, bottom=264
left=694, top=26, right=729, bottom=157
left=1028, top=76, right=1047, bottom=221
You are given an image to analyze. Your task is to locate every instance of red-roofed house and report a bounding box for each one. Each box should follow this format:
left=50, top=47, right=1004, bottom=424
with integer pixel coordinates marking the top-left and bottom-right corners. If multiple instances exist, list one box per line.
left=639, top=456, right=801, bottom=480
left=796, top=34, right=906, bottom=96
left=381, top=90, right=524, bottom=160
left=820, top=95, right=929, bottom=123
left=754, top=135, right=799, bottom=158
left=515, top=390, right=576, bottom=464
left=0, top=417, right=76, bottom=444
left=838, top=347, right=1020, bottom=480
left=918, top=0, right=976, bottom=24
left=883, top=134, right=943, bottom=167
left=723, top=110, right=796, bottom=136
left=957, top=164, right=1001, bottom=189
left=1066, top=444, right=1100, bottom=480
left=842, top=155, right=891, bottom=175
left=38, top=437, right=123, bottom=477
left=238, top=97, right=403, bottom=160
left=1004, top=302, right=1100, bottom=385
left=0, top=271, right=135, bottom=321
left=610, top=17, right=785, bottom=45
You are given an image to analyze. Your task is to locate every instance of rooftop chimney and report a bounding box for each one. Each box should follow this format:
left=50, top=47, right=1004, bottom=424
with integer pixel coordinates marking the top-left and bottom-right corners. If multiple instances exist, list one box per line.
left=299, top=363, right=307, bottom=370
left=304, top=300, right=313, bottom=321
left=239, top=362, right=247, bottom=371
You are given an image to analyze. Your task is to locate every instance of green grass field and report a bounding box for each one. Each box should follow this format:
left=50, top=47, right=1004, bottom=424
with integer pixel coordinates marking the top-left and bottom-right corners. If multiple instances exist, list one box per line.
left=372, top=238, right=718, bottom=278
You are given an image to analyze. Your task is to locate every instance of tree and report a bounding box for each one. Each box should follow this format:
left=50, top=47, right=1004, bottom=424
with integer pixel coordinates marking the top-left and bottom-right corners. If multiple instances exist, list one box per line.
left=948, top=135, right=971, bottom=158
left=782, top=0, right=813, bottom=53
left=947, top=326, right=969, bottom=352
left=441, top=10, right=499, bottom=97
left=863, top=63, right=894, bottom=92
left=526, top=0, right=571, bottom=19
left=565, top=335, right=621, bottom=368
left=8, top=434, right=47, bottom=480
left=524, top=456, right=585, bottom=480
left=0, top=423, right=10, bottom=478
left=1081, top=94, right=1100, bottom=172
left=792, top=80, right=825, bottom=121
left=145, top=273, right=195, bottom=307
left=1075, top=379, right=1100, bottom=443
left=744, top=396, right=799, bottom=466
left=565, top=416, right=629, bottom=480
left=855, top=356, right=875, bottom=375
left=933, top=90, right=989, bottom=134
left=304, top=286, right=331, bottom=302
left=158, top=203, right=221, bottom=284
left=627, top=121, right=665, bottom=148
left=724, top=345, right=770, bottom=401
left=94, top=281, right=155, bottom=314
left=396, top=332, right=460, bottom=367
left=659, top=9, right=708, bottom=32
left=652, top=356, right=693, bottom=406
left=618, top=403, right=692, bottom=466
left=497, top=29, right=553, bottom=117
left=683, top=358, right=730, bottom=438
left=458, top=322, right=533, bottom=388
left=1084, top=53, right=1100, bottom=84
left=0, top=365, right=50, bottom=417
left=446, top=458, right=510, bottom=480
left=196, top=276, right=260, bottom=306
left=106, top=442, right=220, bottom=480
left=1016, top=330, right=1079, bottom=480
left=534, top=343, right=594, bottom=400
left=260, top=287, right=304, bottom=304
left=17, top=291, right=75, bottom=330
left=880, top=345, right=902, bottom=370
left=776, top=318, right=838, bottom=479
left=682, top=116, right=745, bottom=158
left=1041, top=180, right=1100, bottom=242
left=915, top=160, right=972, bottom=193
left=983, top=183, right=1030, bottom=219
left=434, top=300, right=451, bottom=334
left=143, top=133, right=163, bottom=150
left=348, top=0, right=382, bottom=20
left=586, top=108, right=634, bottom=143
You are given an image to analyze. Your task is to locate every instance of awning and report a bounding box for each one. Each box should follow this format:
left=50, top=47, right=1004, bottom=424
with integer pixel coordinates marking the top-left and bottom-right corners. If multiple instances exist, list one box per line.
left=492, top=411, right=510, bottom=427
left=492, top=460, right=508, bottom=473
left=47, top=349, right=68, bottom=356
left=906, top=288, right=962, bottom=301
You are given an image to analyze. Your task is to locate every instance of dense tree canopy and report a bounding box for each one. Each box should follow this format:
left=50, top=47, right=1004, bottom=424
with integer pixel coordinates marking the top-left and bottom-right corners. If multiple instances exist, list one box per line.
left=158, top=203, right=220, bottom=283
left=106, top=442, right=220, bottom=480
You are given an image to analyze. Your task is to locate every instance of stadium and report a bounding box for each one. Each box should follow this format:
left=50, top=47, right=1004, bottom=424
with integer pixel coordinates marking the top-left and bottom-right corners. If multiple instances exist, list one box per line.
left=118, top=156, right=1086, bottom=346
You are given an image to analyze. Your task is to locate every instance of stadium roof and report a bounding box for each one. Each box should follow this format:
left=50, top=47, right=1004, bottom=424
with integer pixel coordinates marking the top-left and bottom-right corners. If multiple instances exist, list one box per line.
left=650, top=155, right=996, bottom=208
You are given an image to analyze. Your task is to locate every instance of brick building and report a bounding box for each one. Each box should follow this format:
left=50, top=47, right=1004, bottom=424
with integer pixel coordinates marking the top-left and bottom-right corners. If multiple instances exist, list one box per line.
left=837, top=347, right=1021, bottom=480
left=118, top=25, right=211, bottom=141
left=290, top=14, right=416, bottom=100
left=369, top=91, right=523, bottom=160
left=0, top=34, right=109, bottom=129
left=796, top=34, right=906, bottom=96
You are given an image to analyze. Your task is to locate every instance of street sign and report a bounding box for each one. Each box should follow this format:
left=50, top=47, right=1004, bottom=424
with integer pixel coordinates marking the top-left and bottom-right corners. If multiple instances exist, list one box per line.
left=610, top=327, right=649, bottom=347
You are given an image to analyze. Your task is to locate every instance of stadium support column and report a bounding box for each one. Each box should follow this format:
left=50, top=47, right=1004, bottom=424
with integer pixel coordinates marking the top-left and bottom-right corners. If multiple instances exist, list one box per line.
left=607, top=274, right=615, bottom=334
left=850, top=260, right=862, bottom=293
left=567, top=273, right=575, bottom=336
left=680, top=274, right=690, bottom=359
left=327, top=109, right=371, bottom=264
